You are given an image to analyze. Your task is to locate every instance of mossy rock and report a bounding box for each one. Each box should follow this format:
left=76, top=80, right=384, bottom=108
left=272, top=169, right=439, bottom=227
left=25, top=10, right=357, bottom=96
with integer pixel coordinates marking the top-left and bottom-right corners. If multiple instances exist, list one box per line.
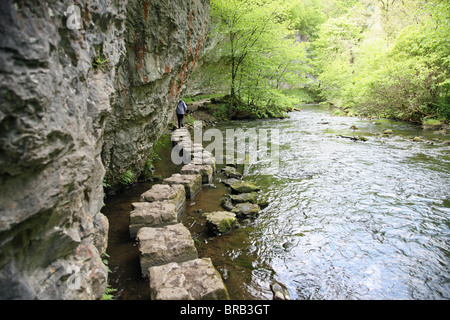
left=232, top=202, right=260, bottom=219
left=203, top=211, right=238, bottom=235
left=231, top=192, right=258, bottom=204
left=230, top=180, right=260, bottom=193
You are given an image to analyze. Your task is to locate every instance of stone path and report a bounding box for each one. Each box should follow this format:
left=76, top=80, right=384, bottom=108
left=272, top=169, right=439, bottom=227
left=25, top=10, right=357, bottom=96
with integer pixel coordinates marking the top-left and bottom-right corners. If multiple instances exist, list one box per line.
left=129, top=128, right=229, bottom=300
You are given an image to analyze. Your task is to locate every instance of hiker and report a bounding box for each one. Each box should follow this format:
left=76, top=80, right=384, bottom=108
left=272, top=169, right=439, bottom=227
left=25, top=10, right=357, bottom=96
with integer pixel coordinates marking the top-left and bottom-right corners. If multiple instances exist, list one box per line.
left=176, top=99, right=188, bottom=129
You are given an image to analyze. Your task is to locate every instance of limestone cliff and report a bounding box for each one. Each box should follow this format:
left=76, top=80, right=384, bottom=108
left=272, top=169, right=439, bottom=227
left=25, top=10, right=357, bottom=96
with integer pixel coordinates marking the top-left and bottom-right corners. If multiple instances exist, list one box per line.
left=0, top=0, right=209, bottom=299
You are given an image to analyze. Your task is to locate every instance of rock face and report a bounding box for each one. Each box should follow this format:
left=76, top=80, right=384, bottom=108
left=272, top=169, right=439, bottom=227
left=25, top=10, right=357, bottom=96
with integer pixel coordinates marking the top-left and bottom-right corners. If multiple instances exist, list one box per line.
left=102, top=0, right=210, bottom=190
left=0, top=0, right=209, bottom=299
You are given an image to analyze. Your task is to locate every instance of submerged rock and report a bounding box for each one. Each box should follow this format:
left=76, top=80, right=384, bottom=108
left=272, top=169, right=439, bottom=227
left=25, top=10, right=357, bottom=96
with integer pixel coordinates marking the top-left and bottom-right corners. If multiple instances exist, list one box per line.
left=230, top=180, right=260, bottom=193
left=203, top=211, right=238, bottom=235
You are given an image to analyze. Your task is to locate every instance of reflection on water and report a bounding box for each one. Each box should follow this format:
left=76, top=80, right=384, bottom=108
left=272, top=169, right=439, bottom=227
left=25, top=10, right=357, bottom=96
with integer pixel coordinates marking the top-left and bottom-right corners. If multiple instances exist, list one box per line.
left=104, top=105, right=450, bottom=300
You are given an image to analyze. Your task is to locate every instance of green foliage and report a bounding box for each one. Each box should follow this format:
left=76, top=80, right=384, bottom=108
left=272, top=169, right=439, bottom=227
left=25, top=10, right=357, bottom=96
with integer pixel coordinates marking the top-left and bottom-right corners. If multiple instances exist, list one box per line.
left=92, top=48, right=109, bottom=72
left=119, top=169, right=135, bottom=186
left=208, top=0, right=310, bottom=118
left=311, top=0, right=450, bottom=122
left=101, top=253, right=117, bottom=300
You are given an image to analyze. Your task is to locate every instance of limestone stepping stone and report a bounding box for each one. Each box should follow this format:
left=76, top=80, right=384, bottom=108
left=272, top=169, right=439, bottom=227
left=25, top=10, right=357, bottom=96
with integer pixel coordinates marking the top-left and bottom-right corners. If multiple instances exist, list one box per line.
left=140, top=183, right=186, bottom=215
left=191, top=151, right=216, bottom=171
left=171, top=128, right=191, bottom=145
left=148, top=258, right=229, bottom=300
left=180, top=163, right=213, bottom=184
left=203, top=211, right=237, bottom=235
left=137, top=224, right=198, bottom=277
left=129, top=201, right=178, bottom=238
left=163, top=173, right=202, bottom=199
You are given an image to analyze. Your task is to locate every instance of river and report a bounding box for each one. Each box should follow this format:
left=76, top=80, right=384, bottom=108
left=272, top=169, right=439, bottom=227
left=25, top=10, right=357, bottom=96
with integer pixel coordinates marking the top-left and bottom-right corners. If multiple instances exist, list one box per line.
left=103, top=105, right=450, bottom=300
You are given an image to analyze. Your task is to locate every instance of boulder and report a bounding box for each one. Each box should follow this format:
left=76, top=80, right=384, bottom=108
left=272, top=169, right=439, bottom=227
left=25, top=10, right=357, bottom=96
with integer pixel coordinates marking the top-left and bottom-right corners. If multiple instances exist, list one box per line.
left=148, top=258, right=229, bottom=300
left=137, top=224, right=198, bottom=277
left=203, top=211, right=238, bottom=235
left=163, top=173, right=202, bottom=199
left=230, top=180, right=260, bottom=193
left=129, top=201, right=178, bottom=238
left=383, top=129, right=393, bottom=135
left=232, top=202, right=260, bottom=219
left=180, top=164, right=213, bottom=184
left=140, top=184, right=186, bottom=215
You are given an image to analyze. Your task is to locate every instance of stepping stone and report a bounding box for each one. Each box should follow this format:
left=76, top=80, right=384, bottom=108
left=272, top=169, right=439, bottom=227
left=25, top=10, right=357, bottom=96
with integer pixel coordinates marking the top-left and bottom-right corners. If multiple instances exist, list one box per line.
left=140, top=184, right=186, bottom=215
left=137, top=224, right=198, bottom=277
left=129, top=201, right=178, bottom=238
left=232, top=202, right=260, bottom=219
left=171, top=128, right=191, bottom=145
left=191, top=151, right=216, bottom=171
left=163, top=173, right=202, bottom=199
left=203, top=211, right=237, bottom=235
left=230, top=180, right=260, bottom=193
left=148, top=258, right=229, bottom=300
left=221, top=166, right=242, bottom=179
left=180, top=163, right=213, bottom=184
left=231, top=192, right=258, bottom=204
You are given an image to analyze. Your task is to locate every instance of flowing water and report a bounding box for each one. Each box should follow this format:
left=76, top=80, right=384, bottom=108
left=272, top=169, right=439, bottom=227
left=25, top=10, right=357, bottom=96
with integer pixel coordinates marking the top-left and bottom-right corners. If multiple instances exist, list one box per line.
left=104, top=105, right=450, bottom=300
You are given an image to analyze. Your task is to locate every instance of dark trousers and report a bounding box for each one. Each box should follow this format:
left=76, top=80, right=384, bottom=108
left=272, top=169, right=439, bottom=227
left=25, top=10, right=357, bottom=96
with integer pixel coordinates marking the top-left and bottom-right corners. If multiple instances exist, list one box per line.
left=176, top=113, right=184, bottom=128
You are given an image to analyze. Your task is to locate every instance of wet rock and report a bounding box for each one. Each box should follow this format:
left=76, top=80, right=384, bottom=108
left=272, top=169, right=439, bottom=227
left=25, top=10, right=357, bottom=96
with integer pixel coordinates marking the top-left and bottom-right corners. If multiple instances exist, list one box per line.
left=413, top=136, right=423, bottom=142
left=221, top=166, right=243, bottom=179
left=231, top=192, right=258, bottom=204
left=203, top=211, right=238, bottom=235
left=137, top=224, right=198, bottom=277
left=140, top=184, right=186, bottom=215
left=270, top=282, right=290, bottom=300
left=221, top=197, right=236, bottom=211
left=232, top=202, right=260, bottom=219
left=181, top=164, right=213, bottom=184
left=383, top=129, right=393, bottom=135
left=148, top=258, right=229, bottom=300
left=163, top=173, right=202, bottom=199
left=230, top=180, right=260, bottom=193
left=222, top=178, right=240, bottom=186
left=129, top=201, right=178, bottom=238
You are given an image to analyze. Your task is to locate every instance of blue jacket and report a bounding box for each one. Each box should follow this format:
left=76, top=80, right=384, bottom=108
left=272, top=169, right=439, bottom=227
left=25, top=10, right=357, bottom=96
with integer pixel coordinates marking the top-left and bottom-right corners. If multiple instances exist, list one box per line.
left=176, top=100, right=187, bottom=114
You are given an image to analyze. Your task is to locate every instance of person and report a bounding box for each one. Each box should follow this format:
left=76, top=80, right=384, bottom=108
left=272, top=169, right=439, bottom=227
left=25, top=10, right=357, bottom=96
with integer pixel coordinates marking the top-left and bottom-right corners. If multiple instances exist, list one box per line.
left=176, top=99, right=188, bottom=129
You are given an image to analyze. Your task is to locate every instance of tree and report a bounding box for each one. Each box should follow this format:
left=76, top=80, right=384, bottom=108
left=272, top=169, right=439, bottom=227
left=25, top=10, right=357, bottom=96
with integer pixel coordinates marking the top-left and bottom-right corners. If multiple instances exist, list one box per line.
left=209, top=0, right=308, bottom=117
